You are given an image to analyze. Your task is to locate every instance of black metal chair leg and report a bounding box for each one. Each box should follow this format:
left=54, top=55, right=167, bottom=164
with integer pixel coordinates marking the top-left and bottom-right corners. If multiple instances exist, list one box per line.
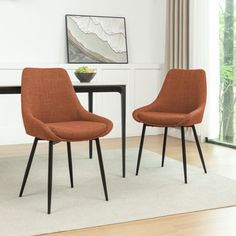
left=19, top=137, right=38, bottom=197
left=88, top=92, right=93, bottom=159
left=95, top=138, right=108, bottom=201
left=161, top=127, right=168, bottom=167
left=89, top=140, right=93, bottom=159
left=136, top=124, right=146, bottom=176
left=67, top=142, right=74, bottom=188
left=48, top=141, right=53, bottom=214
left=192, top=125, right=207, bottom=173
left=181, top=127, right=187, bottom=184
left=121, top=87, right=126, bottom=178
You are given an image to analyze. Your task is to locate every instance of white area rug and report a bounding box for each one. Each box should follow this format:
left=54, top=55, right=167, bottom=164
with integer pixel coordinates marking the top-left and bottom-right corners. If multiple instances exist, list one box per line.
left=1, top=148, right=236, bottom=236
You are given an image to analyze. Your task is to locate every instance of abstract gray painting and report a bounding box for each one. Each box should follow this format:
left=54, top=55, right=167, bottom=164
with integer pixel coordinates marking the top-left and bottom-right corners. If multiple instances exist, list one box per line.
left=66, top=15, right=128, bottom=64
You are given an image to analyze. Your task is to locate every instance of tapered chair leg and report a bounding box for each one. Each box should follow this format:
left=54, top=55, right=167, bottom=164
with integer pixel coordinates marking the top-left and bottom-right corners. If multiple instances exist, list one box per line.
left=95, top=138, right=108, bottom=201
left=161, top=127, right=168, bottom=167
left=192, top=125, right=207, bottom=173
left=67, top=142, right=74, bottom=188
left=136, top=124, right=146, bottom=175
left=48, top=141, right=53, bottom=214
left=19, top=137, right=38, bottom=197
left=181, top=127, right=187, bottom=184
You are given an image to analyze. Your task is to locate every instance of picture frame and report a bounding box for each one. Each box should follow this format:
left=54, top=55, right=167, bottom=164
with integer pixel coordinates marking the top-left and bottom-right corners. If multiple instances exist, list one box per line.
left=65, top=14, right=128, bottom=64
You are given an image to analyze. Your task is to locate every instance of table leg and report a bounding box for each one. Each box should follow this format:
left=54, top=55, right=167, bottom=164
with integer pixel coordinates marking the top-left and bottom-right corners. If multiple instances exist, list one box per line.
left=88, top=92, right=93, bottom=159
left=121, top=87, right=126, bottom=177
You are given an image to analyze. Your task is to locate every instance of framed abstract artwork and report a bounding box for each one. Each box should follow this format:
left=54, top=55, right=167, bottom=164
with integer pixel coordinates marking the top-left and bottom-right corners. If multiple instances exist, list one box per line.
left=65, top=14, right=128, bottom=64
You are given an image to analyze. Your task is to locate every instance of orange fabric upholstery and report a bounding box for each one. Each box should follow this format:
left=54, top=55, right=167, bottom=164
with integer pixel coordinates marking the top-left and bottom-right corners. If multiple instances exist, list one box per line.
left=47, top=121, right=108, bottom=141
left=133, top=69, right=207, bottom=127
left=21, top=68, right=113, bottom=141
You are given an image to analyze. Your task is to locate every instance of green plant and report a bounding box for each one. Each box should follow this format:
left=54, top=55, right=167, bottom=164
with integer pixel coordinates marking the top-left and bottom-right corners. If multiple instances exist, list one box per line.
left=75, top=66, right=95, bottom=74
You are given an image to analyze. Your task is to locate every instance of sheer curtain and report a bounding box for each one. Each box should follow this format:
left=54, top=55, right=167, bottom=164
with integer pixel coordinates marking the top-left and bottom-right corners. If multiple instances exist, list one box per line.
left=190, top=0, right=220, bottom=140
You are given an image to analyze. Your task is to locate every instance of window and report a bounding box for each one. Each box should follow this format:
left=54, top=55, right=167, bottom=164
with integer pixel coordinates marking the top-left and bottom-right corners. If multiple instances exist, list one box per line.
left=217, top=0, right=236, bottom=145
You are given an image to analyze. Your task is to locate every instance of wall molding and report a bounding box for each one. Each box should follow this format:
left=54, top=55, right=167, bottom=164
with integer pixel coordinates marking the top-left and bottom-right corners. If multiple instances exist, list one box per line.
left=0, top=64, right=161, bottom=70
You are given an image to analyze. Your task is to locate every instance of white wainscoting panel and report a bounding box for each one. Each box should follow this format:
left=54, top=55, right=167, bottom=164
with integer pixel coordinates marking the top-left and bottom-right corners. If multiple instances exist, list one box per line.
left=0, top=64, right=162, bottom=144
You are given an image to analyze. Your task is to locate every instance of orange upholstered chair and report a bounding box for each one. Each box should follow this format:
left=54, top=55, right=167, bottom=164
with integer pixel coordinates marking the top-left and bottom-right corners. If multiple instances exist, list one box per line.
left=19, top=68, right=112, bottom=214
left=133, top=69, right=207, bottom=183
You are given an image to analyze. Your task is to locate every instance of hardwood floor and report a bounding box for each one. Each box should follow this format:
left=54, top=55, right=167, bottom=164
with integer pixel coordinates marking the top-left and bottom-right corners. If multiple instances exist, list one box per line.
left=46, top=207, right=236, bottom=236
left=2, top=135, right=236, bottom=236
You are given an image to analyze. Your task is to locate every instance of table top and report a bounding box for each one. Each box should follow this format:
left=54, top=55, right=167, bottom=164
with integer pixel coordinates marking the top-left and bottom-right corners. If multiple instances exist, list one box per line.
left=0, top=83, right=126, bottom=94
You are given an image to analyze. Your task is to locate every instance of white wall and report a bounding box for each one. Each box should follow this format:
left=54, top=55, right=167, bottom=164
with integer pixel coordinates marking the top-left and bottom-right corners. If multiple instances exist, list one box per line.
left=0, top=0, right=166, bottom=145
left=0, top=0, right=166, bottom=65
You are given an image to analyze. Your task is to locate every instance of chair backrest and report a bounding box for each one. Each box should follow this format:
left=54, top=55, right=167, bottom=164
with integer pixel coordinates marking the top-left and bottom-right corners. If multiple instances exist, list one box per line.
left=156, top=69, right=207, bottom=113
left=21, top=68, right=82, bottom=124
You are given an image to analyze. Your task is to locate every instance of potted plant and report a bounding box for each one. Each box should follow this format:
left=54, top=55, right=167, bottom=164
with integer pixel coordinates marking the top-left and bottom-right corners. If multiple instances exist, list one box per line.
left=74, top=66, right=96, bottom=83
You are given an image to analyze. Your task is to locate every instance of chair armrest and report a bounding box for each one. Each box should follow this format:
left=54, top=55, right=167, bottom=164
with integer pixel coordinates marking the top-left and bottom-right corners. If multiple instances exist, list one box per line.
left=22, top=112, right=62, bottom=141
left=133, top=99, right=160, bottom=122
left=184, top=105, right=205, bottom=126
left=75, top=103, right=113, bottom=131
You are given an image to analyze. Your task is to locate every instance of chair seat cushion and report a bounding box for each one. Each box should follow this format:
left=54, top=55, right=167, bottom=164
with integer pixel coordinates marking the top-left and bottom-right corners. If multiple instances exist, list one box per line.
left=47, top=121, right=109, bottom=141
left=137, top=111, right=188, bottom=126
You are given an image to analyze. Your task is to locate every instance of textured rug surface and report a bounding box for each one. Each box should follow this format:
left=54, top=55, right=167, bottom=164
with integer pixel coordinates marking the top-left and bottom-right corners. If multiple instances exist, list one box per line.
left=1, top=148, right=236, bottom=236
